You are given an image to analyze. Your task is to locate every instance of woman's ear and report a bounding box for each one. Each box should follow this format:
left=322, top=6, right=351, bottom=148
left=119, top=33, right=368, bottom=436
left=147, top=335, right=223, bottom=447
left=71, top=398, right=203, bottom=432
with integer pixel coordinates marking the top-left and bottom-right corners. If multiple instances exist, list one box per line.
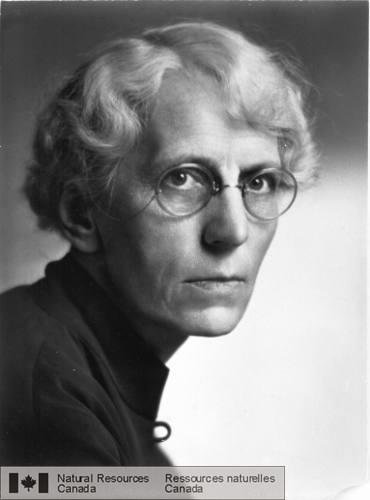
left=59, top=184, right=100, bottom=253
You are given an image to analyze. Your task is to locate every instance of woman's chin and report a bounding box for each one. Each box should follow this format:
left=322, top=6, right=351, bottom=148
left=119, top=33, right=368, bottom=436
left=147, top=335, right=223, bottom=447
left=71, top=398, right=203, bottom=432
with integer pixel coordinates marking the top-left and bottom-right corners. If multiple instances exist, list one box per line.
left=178, top=305, right=246, bottom=338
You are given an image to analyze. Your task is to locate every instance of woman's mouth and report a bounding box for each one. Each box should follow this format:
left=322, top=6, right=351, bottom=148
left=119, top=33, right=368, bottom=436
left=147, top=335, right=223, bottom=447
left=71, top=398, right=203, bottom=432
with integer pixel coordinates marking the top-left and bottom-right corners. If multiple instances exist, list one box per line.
left=185, top=278, right=245, bottom=290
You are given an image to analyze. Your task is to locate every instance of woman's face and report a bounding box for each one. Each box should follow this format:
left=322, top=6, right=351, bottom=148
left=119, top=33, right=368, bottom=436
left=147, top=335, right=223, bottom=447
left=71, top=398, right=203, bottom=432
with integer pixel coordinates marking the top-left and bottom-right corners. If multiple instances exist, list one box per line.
left=94, top=75, right=279, bottom=340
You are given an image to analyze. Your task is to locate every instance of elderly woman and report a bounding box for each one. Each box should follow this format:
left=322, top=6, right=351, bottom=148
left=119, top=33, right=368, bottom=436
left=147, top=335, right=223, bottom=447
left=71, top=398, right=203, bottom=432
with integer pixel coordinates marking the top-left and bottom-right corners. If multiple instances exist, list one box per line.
left=0, top=21, right=316, bottom=465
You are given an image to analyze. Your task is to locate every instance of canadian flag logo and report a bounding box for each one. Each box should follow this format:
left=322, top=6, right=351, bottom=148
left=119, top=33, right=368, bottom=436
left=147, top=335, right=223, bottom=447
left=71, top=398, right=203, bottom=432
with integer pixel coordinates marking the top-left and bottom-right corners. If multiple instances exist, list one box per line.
left=9, top=473, right=48, bottom=494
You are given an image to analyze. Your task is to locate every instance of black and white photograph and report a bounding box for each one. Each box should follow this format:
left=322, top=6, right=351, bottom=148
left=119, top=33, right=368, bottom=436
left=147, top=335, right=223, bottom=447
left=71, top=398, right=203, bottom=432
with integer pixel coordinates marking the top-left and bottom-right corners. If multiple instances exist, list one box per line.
left=0, top=1, right=368, bottom=499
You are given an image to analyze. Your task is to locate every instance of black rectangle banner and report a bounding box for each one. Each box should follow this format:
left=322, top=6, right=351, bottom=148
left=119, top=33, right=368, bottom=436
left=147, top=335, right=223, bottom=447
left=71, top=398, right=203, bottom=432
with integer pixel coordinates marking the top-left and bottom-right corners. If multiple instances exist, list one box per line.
left=38, top=473, right=48, bottom=493
left=9, top=473, right=18, bottom=493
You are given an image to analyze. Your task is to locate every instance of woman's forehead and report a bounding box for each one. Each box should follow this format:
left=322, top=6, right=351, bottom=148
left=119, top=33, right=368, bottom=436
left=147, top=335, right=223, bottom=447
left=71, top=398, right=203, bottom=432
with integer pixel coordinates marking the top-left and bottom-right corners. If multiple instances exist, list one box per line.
left=146, top=72, right=279, bottom=169
left=150, top=71, right=225, bottom=135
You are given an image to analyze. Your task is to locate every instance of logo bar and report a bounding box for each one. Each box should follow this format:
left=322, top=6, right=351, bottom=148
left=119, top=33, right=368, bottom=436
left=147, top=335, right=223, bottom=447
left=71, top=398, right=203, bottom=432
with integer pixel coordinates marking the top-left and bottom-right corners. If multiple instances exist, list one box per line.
left=1, top=466, right=285, bottom=499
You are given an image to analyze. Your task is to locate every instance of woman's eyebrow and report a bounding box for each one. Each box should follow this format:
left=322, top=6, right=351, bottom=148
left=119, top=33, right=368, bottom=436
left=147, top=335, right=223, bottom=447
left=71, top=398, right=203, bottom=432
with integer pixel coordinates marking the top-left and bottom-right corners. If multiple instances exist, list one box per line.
left=151, top=154, right=219, bottom=172
left=239, top=160, right=282, bottom=175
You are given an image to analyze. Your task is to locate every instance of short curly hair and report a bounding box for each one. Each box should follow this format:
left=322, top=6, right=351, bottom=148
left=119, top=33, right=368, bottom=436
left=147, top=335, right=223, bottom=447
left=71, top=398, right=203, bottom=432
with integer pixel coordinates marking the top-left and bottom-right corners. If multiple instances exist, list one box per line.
left=24, top=21, right=318, bottom=233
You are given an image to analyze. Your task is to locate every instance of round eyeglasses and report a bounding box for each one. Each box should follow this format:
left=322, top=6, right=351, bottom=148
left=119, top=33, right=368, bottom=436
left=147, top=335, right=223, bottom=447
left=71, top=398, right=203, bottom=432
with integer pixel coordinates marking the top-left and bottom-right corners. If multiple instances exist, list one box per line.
left=155, top=163, right=298, bottom=220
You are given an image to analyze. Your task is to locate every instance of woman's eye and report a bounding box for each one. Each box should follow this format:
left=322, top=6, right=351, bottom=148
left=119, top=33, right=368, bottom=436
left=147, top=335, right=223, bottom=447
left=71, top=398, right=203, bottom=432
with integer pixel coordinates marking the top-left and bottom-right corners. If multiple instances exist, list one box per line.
left=163, top=168, right=206, bottom=190
left=168, top=170, right=189, bottom=187
left=247, top=173, right=276, bottom=193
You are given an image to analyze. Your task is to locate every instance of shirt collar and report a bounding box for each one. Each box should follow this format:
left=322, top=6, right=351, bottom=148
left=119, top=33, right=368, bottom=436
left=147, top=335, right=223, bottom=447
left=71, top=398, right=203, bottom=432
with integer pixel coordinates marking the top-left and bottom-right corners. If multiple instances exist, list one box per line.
left=45, top=252, right=169, bottom=421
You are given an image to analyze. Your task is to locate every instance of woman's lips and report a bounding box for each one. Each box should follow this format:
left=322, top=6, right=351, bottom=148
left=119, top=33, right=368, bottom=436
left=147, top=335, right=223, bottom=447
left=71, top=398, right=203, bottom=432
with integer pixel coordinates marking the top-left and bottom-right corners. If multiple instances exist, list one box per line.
left=185, top=278, right=245, bottom=291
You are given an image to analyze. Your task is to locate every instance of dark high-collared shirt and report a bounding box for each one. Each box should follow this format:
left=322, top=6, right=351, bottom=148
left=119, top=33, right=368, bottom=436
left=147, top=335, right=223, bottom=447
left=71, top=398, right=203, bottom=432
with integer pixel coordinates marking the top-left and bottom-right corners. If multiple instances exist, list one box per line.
left=0, top=253, right=171, bottom=465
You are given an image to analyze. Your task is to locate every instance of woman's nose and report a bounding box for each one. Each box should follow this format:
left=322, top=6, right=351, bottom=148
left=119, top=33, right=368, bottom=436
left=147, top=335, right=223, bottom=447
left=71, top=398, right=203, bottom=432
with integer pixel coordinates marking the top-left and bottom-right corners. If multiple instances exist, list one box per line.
left=202, top=186, right=249, bottom=251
